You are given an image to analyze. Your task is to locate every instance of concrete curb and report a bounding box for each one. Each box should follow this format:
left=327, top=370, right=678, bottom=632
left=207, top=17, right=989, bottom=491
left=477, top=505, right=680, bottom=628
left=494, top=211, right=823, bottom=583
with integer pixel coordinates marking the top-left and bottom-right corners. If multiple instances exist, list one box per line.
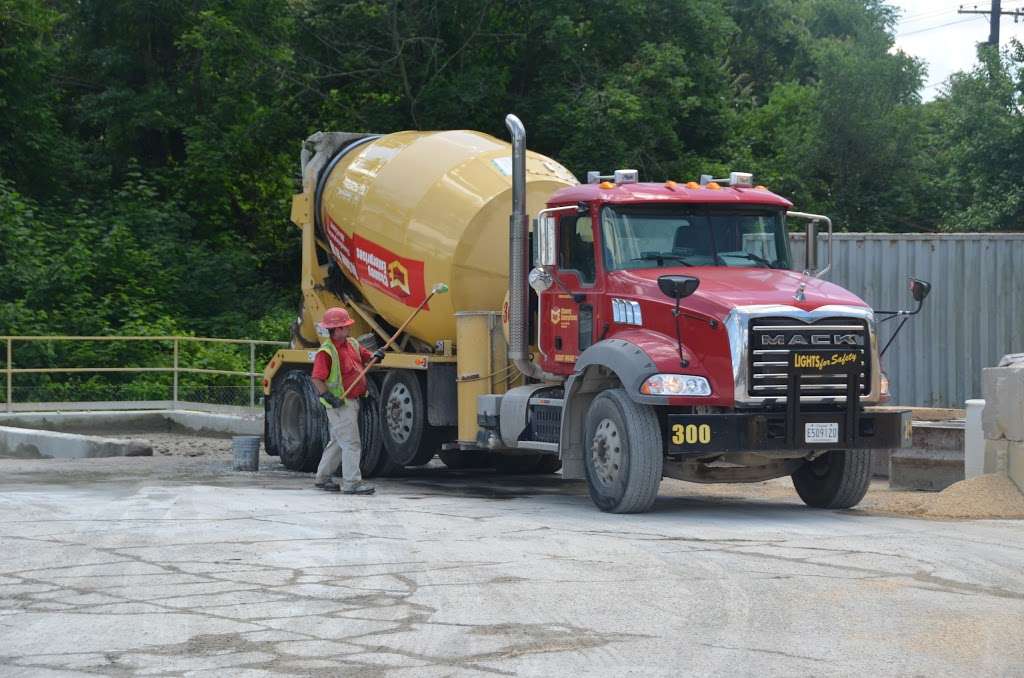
left=0, top=425, right=153, bottom=459
left=0, top=409, right=263, bottom=437
left=165, top=410, right=262, bottom=436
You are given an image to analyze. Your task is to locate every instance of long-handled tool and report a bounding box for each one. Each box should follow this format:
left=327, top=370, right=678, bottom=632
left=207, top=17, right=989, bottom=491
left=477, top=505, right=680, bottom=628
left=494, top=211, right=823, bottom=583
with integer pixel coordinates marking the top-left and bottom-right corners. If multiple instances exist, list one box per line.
left=339, top=282, right=449, bottom=400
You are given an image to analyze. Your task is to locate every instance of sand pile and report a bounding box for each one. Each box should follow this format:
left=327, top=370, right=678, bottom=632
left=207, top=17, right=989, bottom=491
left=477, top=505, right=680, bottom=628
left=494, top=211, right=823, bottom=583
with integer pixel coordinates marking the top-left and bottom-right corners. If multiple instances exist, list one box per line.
left=858, top=474, right=1024, bottom=519
left=922, top=474, right=1024, bottom=519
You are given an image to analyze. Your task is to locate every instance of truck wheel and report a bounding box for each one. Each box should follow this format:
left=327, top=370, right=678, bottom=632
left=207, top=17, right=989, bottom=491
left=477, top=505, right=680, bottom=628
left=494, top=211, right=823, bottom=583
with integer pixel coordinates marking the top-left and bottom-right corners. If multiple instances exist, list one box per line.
left=358, top=377, right=398, bottom=478
left=583, top=389, right=663, bottom=513
left=274, top=370, right=328, bottom=472
left=791, top=450, right=872, bottom=509
left=264, top=382, right=280, bottom=457
left=380, top=370, right=441, bottom=466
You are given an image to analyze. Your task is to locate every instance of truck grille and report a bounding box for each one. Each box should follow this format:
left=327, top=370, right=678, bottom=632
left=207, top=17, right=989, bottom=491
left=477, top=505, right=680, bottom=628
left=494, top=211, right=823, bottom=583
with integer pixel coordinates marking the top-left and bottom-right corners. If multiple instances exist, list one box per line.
left=747, top=316, right=870, bottom=398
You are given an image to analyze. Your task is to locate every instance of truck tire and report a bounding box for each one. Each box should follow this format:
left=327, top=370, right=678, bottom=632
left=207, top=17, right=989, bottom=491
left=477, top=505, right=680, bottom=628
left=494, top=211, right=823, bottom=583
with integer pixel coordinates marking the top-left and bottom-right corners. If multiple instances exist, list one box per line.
left=791, top=450, right=872, bottom=509
left=264, top=385, right=280, bottom=457
left=583, top=389, right=663, bottom=513
left=380, top=369, right=442, bottom=467
left=358, top=376, right=398, bottom=478
left=274, top=370, right=328, bottom=472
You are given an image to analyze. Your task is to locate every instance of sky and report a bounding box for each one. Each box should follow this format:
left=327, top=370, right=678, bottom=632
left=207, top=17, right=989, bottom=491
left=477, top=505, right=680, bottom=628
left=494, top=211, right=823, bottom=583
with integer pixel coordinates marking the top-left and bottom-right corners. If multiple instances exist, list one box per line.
left=888, top=0, right=1024, bottom=100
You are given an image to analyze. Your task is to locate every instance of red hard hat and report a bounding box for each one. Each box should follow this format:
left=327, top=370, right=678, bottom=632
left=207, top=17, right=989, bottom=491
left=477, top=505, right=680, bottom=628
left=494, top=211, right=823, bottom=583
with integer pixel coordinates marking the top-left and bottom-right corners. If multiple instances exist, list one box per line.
left=321, top=307, right=355, bottom=329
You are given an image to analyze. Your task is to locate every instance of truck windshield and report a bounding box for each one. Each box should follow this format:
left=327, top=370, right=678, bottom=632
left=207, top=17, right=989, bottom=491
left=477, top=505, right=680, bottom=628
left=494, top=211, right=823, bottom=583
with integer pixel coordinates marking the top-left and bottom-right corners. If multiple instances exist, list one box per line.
left=600, top=205, right=791, bottom=271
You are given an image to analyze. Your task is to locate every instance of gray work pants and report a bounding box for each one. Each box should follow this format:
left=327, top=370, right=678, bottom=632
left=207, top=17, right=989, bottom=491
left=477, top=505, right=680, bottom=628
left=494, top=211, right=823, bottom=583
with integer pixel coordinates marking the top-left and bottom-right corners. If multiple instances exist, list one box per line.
left=314, top=400, right=363, bottom=486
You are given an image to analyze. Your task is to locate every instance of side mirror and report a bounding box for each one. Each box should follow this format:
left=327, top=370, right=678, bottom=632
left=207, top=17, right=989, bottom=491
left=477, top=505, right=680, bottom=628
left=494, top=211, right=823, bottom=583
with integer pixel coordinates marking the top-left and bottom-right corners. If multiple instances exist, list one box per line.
left=657, top=275, right=700, bottom=300
left=534, top=213, right=557, bottom=268
left=788, top=211, right=832, bottom=278
left=909, top=278, right=931, bottom=303
left=877, top=277, right=932, bottom=358
left=659, top=275, right=700, bottom=368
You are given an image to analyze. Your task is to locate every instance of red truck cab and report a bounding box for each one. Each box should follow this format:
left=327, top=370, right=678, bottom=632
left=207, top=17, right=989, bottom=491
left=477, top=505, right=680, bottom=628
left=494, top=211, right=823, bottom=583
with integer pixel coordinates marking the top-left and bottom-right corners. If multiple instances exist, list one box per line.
left=535, top=176, right=869, bottom=407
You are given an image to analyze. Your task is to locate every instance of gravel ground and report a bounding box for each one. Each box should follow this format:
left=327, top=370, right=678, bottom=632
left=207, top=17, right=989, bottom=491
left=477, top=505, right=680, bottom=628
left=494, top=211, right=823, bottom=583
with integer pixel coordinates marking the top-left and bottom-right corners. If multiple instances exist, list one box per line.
left=1, top=432, right=1023, bottom=677
left=2, top=431, right=1022, bottom=520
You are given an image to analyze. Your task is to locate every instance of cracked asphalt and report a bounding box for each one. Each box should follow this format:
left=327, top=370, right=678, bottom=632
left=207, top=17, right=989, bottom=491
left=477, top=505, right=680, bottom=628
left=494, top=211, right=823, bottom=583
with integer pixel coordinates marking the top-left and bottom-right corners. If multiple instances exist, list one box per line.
left=1, top=445, right=1023, bottom=677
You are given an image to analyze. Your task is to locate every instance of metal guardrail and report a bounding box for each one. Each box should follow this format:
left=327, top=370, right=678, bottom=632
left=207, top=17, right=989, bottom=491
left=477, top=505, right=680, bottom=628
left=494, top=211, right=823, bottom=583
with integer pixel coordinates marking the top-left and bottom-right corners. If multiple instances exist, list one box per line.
left=1, top=336, right=288, bottom=412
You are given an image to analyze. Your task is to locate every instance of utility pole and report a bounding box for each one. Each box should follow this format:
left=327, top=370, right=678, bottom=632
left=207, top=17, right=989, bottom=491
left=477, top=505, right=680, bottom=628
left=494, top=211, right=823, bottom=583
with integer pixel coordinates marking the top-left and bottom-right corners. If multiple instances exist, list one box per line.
left=958, top=1, right=1024, bottom=46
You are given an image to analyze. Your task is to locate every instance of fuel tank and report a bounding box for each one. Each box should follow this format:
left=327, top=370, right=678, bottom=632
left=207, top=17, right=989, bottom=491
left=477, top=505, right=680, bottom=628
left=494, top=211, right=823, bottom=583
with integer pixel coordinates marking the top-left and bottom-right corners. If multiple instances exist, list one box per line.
left=315, top=130, right=577, bottom=345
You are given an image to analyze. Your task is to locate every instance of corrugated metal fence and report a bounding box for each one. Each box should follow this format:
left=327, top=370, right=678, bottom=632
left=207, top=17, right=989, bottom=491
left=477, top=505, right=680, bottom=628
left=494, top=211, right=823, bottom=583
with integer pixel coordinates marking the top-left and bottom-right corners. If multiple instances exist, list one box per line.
left=790, top=233, right=1024, bottom=408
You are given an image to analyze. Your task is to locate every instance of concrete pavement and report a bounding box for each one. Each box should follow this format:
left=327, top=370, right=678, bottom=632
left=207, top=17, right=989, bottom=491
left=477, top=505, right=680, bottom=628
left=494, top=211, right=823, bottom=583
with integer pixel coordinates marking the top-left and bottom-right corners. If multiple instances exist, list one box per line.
left=1, top=459, right=1023, bottom=676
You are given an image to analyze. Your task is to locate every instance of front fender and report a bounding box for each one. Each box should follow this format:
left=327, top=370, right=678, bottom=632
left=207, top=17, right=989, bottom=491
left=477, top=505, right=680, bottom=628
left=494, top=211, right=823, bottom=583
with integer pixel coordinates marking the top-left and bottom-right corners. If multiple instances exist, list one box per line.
left=559, top=335, right=724, bottom=480
left=575, top=331, right=727, bottom=406
left=572, top=338, right=658, bottom=404
left=560, top=338, right=655, bottom=479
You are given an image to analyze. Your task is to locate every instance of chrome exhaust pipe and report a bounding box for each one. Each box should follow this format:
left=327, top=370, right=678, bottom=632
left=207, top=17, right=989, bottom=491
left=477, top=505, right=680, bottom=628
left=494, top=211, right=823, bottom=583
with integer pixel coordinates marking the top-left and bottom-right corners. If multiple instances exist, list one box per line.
left=504, top=114, right=547, bottom=381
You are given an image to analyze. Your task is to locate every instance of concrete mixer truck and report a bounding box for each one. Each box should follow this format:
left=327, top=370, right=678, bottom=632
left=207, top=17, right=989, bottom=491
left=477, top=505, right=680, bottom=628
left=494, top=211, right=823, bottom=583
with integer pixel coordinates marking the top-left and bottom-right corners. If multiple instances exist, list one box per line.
left=261, top=114, right=924, bottom=513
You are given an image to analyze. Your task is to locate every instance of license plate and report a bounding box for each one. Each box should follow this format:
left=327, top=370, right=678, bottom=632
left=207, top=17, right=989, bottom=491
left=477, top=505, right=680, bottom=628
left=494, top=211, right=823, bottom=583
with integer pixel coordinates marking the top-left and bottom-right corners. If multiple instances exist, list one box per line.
left=805, top=422, right=839, bottom=444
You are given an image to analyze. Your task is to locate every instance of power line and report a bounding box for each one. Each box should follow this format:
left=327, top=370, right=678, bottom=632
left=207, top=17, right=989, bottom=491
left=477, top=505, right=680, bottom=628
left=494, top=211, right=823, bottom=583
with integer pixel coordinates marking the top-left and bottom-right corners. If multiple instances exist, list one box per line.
left=958, top=1, right=1024, bottom=45
left=899, top=1, right=969, bottom=25
left=898, top=16, right=985, bottom=37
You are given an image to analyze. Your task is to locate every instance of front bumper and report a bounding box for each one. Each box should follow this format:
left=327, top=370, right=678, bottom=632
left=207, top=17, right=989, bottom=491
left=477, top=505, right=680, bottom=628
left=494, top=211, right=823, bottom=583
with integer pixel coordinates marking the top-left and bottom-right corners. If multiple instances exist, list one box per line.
left=665, top=408, right=912, bottom=456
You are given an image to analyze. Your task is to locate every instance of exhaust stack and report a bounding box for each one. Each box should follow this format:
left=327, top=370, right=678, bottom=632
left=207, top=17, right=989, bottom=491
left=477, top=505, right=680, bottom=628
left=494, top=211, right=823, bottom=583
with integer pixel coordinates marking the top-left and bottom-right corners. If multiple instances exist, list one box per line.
left=504, top=114, right=546, bottom=380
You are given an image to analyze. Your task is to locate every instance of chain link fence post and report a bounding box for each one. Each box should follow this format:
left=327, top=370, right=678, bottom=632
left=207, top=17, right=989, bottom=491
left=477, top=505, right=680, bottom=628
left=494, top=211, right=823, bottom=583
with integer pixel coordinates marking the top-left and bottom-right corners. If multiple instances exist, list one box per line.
left=172, top=338, right=179, bottom=406
left=249, top=342, right=256, bottom=408
left=5, top=337, right=11, bottom=412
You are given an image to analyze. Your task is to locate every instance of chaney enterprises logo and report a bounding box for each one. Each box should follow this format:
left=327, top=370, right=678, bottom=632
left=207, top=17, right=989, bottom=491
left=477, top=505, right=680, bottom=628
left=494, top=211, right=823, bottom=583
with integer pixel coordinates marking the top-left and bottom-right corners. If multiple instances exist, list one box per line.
left=791, top=352, right=860, bottom=371
left=324, top=218, right=428, bottom=309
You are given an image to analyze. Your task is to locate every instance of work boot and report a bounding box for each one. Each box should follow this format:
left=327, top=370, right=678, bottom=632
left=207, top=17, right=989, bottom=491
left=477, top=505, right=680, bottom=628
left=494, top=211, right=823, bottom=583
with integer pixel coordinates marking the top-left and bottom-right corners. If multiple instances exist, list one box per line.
left=342, top=481, right=375, bottom=495
left=317, top=480, right=341, bottom=493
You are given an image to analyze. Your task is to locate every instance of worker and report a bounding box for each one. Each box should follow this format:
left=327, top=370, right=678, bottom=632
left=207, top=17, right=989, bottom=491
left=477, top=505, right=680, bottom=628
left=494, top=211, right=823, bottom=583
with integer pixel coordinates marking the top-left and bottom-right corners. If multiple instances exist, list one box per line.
left=311, top=307, right=384, bottom=494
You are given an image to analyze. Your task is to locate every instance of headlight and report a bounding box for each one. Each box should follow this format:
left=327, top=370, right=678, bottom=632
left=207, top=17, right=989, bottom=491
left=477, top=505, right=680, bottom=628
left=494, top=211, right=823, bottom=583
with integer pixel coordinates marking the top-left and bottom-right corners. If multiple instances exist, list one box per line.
left=640, top=374, right=712, bottom=396
left=880, top=371, right=890, bottom=401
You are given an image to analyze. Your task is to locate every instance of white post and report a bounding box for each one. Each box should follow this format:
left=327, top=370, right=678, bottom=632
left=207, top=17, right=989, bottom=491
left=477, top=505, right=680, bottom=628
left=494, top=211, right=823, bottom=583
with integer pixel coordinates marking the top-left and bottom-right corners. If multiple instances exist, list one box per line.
left=965, top=399, right=985, bottom=479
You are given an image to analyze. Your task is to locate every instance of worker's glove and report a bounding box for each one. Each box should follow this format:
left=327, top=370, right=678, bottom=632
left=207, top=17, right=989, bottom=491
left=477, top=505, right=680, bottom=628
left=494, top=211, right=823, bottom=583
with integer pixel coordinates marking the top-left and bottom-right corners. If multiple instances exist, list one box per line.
left=322, top=392, right=344, bottom=409
left=372, top=349, right=386, bottom=362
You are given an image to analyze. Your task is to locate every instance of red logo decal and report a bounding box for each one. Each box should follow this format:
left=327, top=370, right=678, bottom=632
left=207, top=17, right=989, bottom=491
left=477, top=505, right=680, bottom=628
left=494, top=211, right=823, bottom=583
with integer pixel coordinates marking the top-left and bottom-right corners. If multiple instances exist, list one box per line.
left=324, top=217, right=428, bottom=308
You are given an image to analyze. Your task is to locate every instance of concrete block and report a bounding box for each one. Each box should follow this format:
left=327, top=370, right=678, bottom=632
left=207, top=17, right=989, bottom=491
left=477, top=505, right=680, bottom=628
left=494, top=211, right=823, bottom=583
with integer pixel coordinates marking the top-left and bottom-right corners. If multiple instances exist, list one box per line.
left=871, top=449, right=891, bottom=478
left=999, top=353, right=1024, bottom=367
left=981, top=367, right=1024, bottom=442
left=0, top=426, right=152, bottom=459
left=965, top=399, right=985, bottom=479
left=888, top=421, right=965, bottom=490
left=889, top=447, right=964, bottom=491
left=983, top=439, right=1009, bottom=475
left=1009, top=441, right=1024, bottom=494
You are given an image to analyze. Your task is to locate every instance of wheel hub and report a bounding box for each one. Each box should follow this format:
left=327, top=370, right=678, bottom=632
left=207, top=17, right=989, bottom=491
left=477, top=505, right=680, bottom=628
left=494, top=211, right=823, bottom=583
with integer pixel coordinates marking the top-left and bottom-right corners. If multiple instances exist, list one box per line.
left=385, top=383, right=414, bottom=443
left=590, top=418, right=622, bottom=486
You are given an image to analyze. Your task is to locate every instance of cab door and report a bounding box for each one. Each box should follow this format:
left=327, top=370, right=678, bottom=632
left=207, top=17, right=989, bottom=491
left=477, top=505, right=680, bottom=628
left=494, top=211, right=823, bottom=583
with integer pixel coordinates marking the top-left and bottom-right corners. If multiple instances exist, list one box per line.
left=538, top=211, right=602, bottom=375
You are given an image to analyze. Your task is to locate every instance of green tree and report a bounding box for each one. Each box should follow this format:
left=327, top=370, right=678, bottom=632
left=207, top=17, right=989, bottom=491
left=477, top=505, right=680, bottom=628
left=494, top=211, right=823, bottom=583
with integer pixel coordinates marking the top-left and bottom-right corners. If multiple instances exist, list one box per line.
left=923, top=42, right=1024, bottom=232
left=0, top=0, right=75, bottom=197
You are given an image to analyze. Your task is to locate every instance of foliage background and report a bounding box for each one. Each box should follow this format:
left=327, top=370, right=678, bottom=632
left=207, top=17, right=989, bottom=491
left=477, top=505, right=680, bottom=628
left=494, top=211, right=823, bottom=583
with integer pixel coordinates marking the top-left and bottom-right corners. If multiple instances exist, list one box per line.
left=0, top=0, right=1022, bottom=400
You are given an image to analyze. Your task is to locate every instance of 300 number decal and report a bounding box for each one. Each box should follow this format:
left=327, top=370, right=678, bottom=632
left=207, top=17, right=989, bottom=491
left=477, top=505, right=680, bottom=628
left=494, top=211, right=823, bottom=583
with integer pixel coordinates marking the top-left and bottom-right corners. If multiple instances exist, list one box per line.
left=671, top=423, right=712, bottom=445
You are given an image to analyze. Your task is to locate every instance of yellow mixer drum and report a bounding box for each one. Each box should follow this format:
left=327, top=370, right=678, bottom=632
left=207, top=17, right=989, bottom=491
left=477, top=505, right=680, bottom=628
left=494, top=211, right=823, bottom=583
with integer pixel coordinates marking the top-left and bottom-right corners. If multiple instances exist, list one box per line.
left=318, top=129, right=577, bottom=345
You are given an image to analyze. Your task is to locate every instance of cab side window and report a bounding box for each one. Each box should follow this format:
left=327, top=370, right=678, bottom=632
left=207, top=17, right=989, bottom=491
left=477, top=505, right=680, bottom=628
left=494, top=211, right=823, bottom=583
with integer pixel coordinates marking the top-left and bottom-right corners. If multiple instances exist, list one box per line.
left=558, top=215, right=595, bottom=284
